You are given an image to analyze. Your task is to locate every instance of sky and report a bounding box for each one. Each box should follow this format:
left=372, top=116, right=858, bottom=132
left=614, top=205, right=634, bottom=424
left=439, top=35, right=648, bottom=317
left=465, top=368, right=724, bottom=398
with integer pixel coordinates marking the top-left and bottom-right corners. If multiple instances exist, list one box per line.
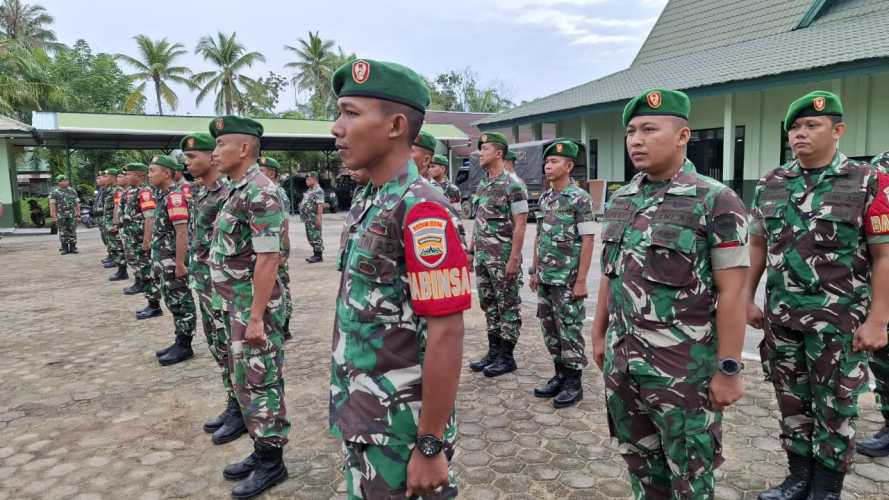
left=38, top=0, right=668, bottom=116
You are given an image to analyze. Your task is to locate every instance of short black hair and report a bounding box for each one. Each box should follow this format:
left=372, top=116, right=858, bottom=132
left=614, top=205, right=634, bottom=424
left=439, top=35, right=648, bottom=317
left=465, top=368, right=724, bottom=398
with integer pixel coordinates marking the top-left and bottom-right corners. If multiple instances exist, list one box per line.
left=491, top=143, right=506, bottom=159
left=829, top=115, right=843, bottom=126
left=380, top=100, right=424, bottom=145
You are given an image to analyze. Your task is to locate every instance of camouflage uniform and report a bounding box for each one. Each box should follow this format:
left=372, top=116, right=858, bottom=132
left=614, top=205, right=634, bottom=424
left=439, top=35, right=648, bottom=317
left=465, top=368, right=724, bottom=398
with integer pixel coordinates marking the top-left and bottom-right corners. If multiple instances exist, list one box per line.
left=189, top=178, right=232, bottom=397
left=472, top=171, right=529, bottom=345
left=125, top=186, right=162, bottom=302
left=299, top=185, right=325, bottom=254
left=535, top=182, right=595, bottom=370
left=148, top=185, right=197, bottom=339
left=103, top=185, right=125, bottom=265
left=601, top=160, right=749, bottom=499
left=871, top=151, right=889, bottom=425
left=209, top=164, right=290, bottom=447
left=275, top=185, right=292, bottom=332
left=93, top=186, right=108, bottom=250
left=751, top=152, right=889, bottom=472
left=49, top=186, right=79, bottom=247
left=331, top=162, right=470, bottom=498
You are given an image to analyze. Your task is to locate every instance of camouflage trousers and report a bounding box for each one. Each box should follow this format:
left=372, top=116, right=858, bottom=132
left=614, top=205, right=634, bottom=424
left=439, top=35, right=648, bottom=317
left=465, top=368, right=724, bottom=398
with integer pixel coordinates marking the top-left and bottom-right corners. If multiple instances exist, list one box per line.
left=475, top=262, right=522, bottom=345
left=536, top=283, right=587, bottom=370
left=224, top=305, right=290, bottom=447
left=342, top=441, right=457, bottom=499
left=871, top=345, right=889, bottom=423
left=605, top=334, right=723, bottom=500
left=759, top=323, right=868, bottom=472
left=107, top=226, right=126, bottom=265
left=123, top=227, right=160, bottom=302
left=304, top=217, right=323, bottom=253
left=151, top=258, right=196, bottom=337
left=279, top=266, right=292, bottom=331
left=198, top=295, right=231, bottom=399
left=97, top=222, right=108, bottom=252
left=56, top=217, right=77, bottom=245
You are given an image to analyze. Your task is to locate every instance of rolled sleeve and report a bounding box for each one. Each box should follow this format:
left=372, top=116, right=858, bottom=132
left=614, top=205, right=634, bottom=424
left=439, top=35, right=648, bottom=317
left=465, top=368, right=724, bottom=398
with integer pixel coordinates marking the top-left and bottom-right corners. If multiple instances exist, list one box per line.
left=249, top=187, right=285, bottom=254
left=708, top=187, right=750, bottom=269
left=252, top=235, right=281, bottom=253
left=510, top=200, right=529, bottom=215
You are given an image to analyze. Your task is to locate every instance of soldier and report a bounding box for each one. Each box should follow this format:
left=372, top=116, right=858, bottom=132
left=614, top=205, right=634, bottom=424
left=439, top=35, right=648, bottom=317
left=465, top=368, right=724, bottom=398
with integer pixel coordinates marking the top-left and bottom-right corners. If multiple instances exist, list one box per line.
left=468, top=131, right=529, bottom=377
left=412, top=130, right=437, bottom=180
left=49, top=175, right=80, bottom=255
left=208, top=116, right=290, bottom=498
left=504, top=150, right=517, bottom=175
left=258, top=157, right=293, bottom=341
left=116, top=169, right=137, bottom=290
left=329, top=58, right=470, bottom=500
left=123, top=165, right=164, bottom=321
left=529, top=140, right=594, bottom=408
left=858, top=150, right=889, bottom=458
left=104, top=168, right=129, bottom=280
left=93, top=171, right=113, bottom=265
left=749, top=91, right=889, bottom=499
left=431, top=154, right=461, bottom=211
left=299, top=172, right=325, bottom=263
left=146, top=155, right=197, bottom=367
left=121, top=164, right=147, bottom=292
left=591, top=89, right=749, bottom=499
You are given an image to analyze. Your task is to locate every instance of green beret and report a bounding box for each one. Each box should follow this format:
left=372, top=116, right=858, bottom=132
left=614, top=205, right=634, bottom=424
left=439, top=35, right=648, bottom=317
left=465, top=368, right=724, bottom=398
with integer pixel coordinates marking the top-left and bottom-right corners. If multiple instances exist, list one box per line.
left=150, top=155, right=182, bottom=172
left=259, top=157, right=281, bottom=172
left=478, top=132, right=509, bottom=150
left=783, top=91, right=843, bottom=132
left=622, top=88, right=691, bottom=127
left=209, top=115, right=264, bottom=138
left=414, top=130, right=437, bottom=153
left=331, top=59, right=430, bottom=113
left=306, top=171, right=319, bottom=179
left=55, top=175, right=67, bottom=182
left=124, top=162, right=148, bottom=173
left=544, top=139, right=579, bottom=160
left=105, top=168, right=120, bottom=176
left=103, top=165, right=117, bottom=174
left=180, top=132, right=216, bottom=151
left=505, top=151, right=517, bottom=162
left=432, top=154, right=449, bottom=167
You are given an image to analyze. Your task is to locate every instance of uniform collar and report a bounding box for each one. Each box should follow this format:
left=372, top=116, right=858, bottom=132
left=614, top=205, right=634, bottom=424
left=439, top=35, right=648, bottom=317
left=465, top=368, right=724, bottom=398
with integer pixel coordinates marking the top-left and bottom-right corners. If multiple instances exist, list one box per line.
left=369, top=160, right=418, bottom=212
left=620, top=159, right=698, bottom=197
left=231, top=164, right=259, bottom=189
left=784, top=151, right=847, bottom=178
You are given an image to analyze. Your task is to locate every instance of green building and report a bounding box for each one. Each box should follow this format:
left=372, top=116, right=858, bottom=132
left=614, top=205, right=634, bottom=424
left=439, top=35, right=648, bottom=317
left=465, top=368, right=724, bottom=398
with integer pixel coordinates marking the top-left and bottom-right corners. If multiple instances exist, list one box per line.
left=476, top=0, right=889, bottom=200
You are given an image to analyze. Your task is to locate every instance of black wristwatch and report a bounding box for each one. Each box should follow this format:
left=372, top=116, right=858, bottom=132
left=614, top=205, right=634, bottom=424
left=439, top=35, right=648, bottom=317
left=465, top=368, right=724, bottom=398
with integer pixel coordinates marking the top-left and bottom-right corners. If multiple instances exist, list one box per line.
left=718, top=357, right=744, bottom=376
left=416, top=434, right=444, bottom=457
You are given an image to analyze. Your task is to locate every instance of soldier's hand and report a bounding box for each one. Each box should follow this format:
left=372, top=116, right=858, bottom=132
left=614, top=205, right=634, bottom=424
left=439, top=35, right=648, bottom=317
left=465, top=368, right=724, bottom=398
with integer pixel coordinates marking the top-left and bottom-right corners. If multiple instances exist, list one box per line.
left=405, top=448, right=449, bottom=498
left=505, top=256, right=520, bottom=278
left=245, top=318, right=267, bottom=347
left=591, top=333, right=606, bottom=371
left=142, top=241, right=150, bottom=252
left=572, top=281, right=588, bottom=300
left=853, top=320, right=889, bottom=352
left=746, top=301, right=764, bottom=330
left=175, top=262, right=187, bottom=278
left=709, top=372, right=744, bottom=411
left=529, top=273, right=539, bottom=292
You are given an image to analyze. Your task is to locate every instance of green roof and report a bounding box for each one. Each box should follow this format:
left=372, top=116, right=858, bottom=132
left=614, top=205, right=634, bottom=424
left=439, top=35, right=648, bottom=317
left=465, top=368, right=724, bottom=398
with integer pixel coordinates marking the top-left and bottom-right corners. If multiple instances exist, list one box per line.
left=478, top=0, right=889, bottom=128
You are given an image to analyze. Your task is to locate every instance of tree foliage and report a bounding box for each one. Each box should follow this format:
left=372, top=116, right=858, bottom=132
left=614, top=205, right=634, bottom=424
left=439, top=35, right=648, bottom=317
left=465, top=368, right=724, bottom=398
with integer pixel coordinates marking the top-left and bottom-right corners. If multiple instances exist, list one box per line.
left=115, top=35, right=193, bottom=115
left=194, top=31, right=265, bottom=115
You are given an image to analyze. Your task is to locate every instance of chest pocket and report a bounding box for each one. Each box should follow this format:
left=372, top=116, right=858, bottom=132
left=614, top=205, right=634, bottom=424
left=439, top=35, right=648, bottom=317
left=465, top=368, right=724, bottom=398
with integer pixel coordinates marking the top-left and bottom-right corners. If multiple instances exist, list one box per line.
left=642, top=197, right=701, bottom=288
left=601, top=197, right=633, bottom=277
left=759, top=183, right=790, bottom=239
left=212, top=212, right=242, bottom=257
left=542, top=202, right=577, bottom=242
left=348, top=219, right=404, bottom=321
left=812, top=185, right=865, bottom=252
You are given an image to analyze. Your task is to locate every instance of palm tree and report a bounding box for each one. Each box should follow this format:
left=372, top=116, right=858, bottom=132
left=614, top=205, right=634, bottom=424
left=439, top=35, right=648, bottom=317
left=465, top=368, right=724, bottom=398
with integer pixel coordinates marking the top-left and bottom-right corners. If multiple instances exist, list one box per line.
left=193, top=31, right=265, bottom=115
left=284, top=31, right=335, bottom=116
left=114, top=35, right=193, bottom=115
left=0, top=0, right=61, bottom=52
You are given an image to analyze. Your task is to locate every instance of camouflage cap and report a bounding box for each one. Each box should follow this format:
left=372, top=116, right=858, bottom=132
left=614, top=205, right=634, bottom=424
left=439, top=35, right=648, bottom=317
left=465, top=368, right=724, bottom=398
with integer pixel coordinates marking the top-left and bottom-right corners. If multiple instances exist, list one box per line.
left=505, top=150, right=517, bottom=162
left=544, top=139, right=580, bottom=160
left=478, top=132, right=509, bottom=150
left=784, top=90, right=843, bottom=132
left=259, top=156, right=281, bottom=172
left=332, top=59, right=431, bottom=113
left=209, top=115, right=264, bottom=138
left=180, top=132, right=216, bottom=151
left=55, top=174, right=67, bottom=182
left=124, top=162, right=148, bottom=172
left=432, top=154, right=449, bottom=167
left=413, top=130, right=437, bottom=153
left=150, top=155, right=182, bottom=172
left=622, top=88, right=691, bottom=127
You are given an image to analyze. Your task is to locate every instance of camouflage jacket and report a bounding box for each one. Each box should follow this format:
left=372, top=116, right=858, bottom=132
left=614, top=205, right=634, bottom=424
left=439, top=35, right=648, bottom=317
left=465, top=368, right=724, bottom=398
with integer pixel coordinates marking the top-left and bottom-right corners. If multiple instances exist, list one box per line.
left=750, top=152, right=889, bottom=335
left=92, top=187, right=106, bottom=216
left=148, top=184, right=189, bottom=262
left=277, top=186, right=291, bottom=215
left=471, top=170, right=529, bottom=265
left=49, top=187, right=79, bottom=218
left=103, top=186, right=121, bottom=228
left=189, top=178, right=231, bottom=298
left=536, top=182, right=596, bottom=286
left=438, top=178, right=462, bottom=205
left=873, top=151, right=889, bottom=172
left=601, top=160, right=749, bottom=381
left=300, top=185, right=324, bottom=220
left=209, top=165, right=285, bottom=313
left=330, top=161, right=471, bottom=446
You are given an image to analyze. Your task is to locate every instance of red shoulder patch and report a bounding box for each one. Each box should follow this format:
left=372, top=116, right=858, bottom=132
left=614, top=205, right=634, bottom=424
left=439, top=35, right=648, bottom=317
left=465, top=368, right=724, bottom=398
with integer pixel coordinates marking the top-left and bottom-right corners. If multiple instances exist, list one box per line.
left=139, top=189, right=156, bottom=211
left=867, top=172, right=889, bottom=236
left=166, top=192, right=188, bottom=222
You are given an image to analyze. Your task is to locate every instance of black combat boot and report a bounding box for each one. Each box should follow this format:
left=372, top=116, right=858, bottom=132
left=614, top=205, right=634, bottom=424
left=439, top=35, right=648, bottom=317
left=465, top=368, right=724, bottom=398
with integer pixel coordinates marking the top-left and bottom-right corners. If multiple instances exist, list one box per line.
left=805, top=462, right=844, bottom=500
left=758, top=452, right=813, bottom=500
left=470, top=335, right=498, bottom=372
left=59, top=244, right=66, bottom=254
left=204, top=397, right=239, bottom=433
left=158, top=334, right=194, bottom=366
left=305, top=250, right=323, bottom=263
left=230, top=443, right=288, bottom=499
left=282, top=317, right=292, bottom=341
left=137, top=300, right=163, bottom=321
left=857, top=411, right=889, bottom=457
left=483, top=340, right=517, bottom=377
left=223, top=449, right=258, bottom=481
left=553, top=368, right=583, bottom=408
left=123, top=279, right=146, bottom=295
left=108, top=264, right=129, bottom=281
left=212, top=401, right=247, bottom=445
left=68, top=243, right=78, bottom=254
left=101, top=255, right=113, bottom=265
left=534, top=363, right=567, bottom=398
left=102, top=259, right=117, bottom=268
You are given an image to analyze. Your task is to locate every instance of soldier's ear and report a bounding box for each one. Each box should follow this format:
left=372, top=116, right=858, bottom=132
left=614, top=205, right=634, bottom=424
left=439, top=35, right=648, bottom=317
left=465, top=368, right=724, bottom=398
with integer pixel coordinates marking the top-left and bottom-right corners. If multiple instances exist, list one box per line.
left=832, top=121, right=847, bottom=141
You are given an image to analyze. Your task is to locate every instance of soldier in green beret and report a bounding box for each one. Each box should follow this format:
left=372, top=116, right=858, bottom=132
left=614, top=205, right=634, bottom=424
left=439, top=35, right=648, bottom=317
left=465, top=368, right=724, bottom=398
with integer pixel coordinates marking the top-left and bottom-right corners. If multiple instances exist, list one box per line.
left=299, top=172, right=325, bottom=263
left=121, top=163, right=164, bottom=320
left=413, top=130, right=437, bottom=180
left=258, top=156, right=293, bottom=340
left=49, top=174, right=80, bottom=254
left=104, top=167, right=129, bottom=280
left=430, top=154, right=461, bottom=210
left=208, top=116, right=290, bottom=498
left=529, top=139, right=594, bottom=408
left=503, top=150, right=517, bottom=175
left=330, top=58, right=469, bottom=499
left=469, top=131, right=529, bottom=377
left=94, top=170, right=113, bottom=266
left=592, top=89, right=749, bottom=499
left=749, top=91, right=889, bottom=499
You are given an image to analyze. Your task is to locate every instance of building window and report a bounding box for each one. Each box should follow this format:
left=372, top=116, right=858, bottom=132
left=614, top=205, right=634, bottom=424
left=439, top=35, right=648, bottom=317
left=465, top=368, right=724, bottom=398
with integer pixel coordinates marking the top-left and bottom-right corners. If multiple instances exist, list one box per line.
left=780, top=123, right=792, bottom=164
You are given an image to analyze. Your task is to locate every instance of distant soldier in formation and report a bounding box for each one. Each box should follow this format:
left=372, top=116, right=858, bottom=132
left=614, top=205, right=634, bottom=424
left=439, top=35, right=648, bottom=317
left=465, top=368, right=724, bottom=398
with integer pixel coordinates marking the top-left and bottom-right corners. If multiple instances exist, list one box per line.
left=529, top=139, right=594, bottom=409
left=504, top=150, right=517, bottom=175
left=412, top=129, right=437, bottom=180
left=299, top=172, right=325, bottom=263
left=94, top=171, right=113, bottom=266
left=430, top=154, right=461, bottom=211
left=129, top=165, right=164, bottom=321
left=49, top=174, right=80, bottom=255
left=259, top=157, right=293, bottom=340
left=104, top=168, right=128, bottom=280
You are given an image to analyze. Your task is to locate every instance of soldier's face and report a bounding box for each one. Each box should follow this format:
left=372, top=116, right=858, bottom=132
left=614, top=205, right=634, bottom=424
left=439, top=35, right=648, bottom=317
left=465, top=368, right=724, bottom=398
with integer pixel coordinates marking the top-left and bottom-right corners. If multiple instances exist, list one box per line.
left=788, top=116, right=845, bottom=159
left=260, top=167, right=277, bottom=181
left=117, top=175, right=127, bottom=186
left=212, top=135, right=249, bottom=174
left=58, top=181, right=69, bottom=189
left=504, top=160, right=515, bottom=172
left=625, top=116, right=689, bottom=174
left=332, top=96, right=390, bottom=171
left=544, top=156, right=573, bottom=181
left=306, top=176, right=317, bottom=187
left=478, top=143, right=501, bottom=168
left=185, top=151, right=212, bottom=178
left=429, top=164, right=444, bottom=179
left=148, top=165, right=169, bottom=187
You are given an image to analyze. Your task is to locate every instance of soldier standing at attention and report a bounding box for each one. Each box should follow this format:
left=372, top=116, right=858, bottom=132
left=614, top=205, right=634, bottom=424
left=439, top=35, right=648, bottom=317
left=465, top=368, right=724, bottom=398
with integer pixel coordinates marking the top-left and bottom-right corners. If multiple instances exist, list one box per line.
left=591, top=89, right=749, bottom=499
left=857, top=150, right=889, bottom=458
left=431, top=154, right=461, bottom=211
left=146, top=155, right=197, bottom=367
left=329, top=58, right=470, bottom=499
left=116, top=168, right=137, bottom=290
left=412, top=130, right=437, bottom=180
left=299, top=172, right=325, bottom=263
left=258, top=157, right=293, bottom=341
left=208, top=116, right=290, bottom=498
left=468, top=132, right=529, bottom=377
left=126, top=164, right=164, bottom=321
left=105, top=168, right=128, bottom=280
left=93, top=171, right=112, bottom=265
left=749, top=91, right=889, bottom=500
left=529, top=139, right=594, bottom=409
left=49, top=175, right=80, bottom=255
left=121, top=164, right=150, bottom=295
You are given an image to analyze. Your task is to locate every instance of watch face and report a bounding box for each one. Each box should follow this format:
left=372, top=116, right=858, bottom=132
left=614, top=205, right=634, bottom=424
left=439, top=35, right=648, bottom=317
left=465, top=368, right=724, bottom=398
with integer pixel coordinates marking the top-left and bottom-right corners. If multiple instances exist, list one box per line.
left=418, top=436, right=443, bottom=457
left=721, top=359, right=741, bottom=374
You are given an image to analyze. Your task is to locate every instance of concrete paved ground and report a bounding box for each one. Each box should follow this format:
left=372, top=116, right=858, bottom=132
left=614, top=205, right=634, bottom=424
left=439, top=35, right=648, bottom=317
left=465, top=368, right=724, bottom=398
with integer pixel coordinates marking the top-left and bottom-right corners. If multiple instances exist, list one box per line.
left=0, top=214, right=886, bottom=499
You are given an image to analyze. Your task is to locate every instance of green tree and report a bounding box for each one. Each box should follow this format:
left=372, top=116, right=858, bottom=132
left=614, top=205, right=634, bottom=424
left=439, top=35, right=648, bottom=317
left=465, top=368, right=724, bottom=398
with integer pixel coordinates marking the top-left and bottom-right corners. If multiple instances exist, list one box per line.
left=194, top=31, right=265, bottom=115
left=284, top=31, right=335, bottom=119
left=0, top=0, right=61, bottom=52
left=427, top=68, right=513, bottom=113
left=0, top=43, right=64, bottom=120
left=242, top=71, right=288, bottom=117
left=115, top=35, right=193, bottom=115
left=51, top=40, right=135, bottom=113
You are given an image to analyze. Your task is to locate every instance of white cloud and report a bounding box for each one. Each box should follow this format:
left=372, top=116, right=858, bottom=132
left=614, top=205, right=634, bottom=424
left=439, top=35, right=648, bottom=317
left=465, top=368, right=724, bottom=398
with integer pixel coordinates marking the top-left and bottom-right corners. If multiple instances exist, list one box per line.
left=570, top=33, right=639, bottom=45
left=493, top=0, right=607, bottom=8
left=509, top=7, right=655, bottom=45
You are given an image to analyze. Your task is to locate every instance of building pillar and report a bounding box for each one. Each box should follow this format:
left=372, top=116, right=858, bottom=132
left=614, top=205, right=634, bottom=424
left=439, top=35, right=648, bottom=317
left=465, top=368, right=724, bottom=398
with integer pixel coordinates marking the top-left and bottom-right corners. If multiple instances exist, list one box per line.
left=532, top=123, right=542, bottom=141
left=855, top=76, right=870, bottom=156
left=722, top=94, right=735, bottom=182
left=511, top=125, right=520, bottom=143
left=0, top=138, right=20, bottom=227
left=580, top=117, right=591, bottom=180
